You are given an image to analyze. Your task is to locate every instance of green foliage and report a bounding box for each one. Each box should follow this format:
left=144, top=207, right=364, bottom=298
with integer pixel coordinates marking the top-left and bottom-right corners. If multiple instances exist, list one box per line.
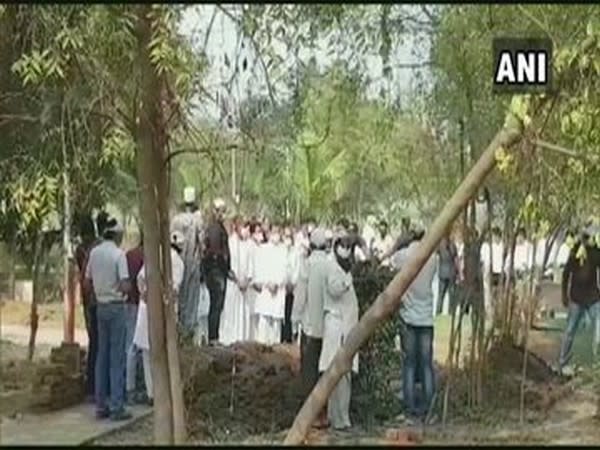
left=351, top=261, right=401, bottom=428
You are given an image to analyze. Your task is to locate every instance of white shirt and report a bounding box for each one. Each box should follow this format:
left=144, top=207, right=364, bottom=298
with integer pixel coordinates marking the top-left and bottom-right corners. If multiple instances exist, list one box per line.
left=391, top=241, right=437, bottom=327
left=85, top=240, right=129, bottom=303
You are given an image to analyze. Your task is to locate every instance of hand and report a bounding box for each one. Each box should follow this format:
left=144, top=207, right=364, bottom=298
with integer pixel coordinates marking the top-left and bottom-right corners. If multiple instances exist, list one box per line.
left=228, top=270, right=237, bottom=283
left=561, top=295, right=569, bottom=308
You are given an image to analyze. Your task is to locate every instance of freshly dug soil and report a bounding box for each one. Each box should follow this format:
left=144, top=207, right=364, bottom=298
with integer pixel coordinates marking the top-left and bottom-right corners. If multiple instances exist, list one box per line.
left=181, top=342, right=304, bottom=440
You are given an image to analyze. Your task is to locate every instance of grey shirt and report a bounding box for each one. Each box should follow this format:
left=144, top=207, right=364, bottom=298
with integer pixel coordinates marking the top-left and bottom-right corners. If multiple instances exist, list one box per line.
left=302, top=250, right=331, bottom=338
left=391, top=242, right=437, bottom=327
left=85, top=240, right=129, bottom=303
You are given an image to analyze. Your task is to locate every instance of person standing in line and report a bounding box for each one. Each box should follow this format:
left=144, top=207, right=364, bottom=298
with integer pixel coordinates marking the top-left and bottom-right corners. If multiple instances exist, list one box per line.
left=202, top=198, right=231, bottom=345
left=247, top=222, right=266, bottom=341
left=291, top=224, right=311, bottom=345
left=84, top=217, right=132, bottom=421
left=134, top=230, right=185, bottom=405
left=74, top=214, right=101, bottom=401
left=300, top=227, right=330, bottom=428
left=390, top=229, right=437, bottom=424
left=319, top=236, right=359, bottom=430
left=124, top=234, right=144, bottom=403
left=557, top=225, right=600, bottom=375
left=436, top=233, right=458, bottom=316
left=282, top=226, right=298, bottom=343
left=171, top=186, right=204, bottom=340
left=254, top=224, right=288, bottom=345
left=347, top=222, right=371, bottom=264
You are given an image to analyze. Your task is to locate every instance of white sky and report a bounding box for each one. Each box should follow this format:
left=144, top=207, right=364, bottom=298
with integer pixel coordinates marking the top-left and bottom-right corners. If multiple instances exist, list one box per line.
left=178, top=5, right=431, bottom=125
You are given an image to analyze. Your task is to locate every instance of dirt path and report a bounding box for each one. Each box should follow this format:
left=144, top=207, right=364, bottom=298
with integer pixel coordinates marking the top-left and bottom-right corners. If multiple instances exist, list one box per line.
left=1, top=324, right=87, bottom=350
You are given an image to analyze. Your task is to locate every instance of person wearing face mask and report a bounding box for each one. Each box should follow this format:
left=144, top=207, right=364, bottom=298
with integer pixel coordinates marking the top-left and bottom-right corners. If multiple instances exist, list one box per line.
left=282, top=226, right=299, bottom=343
left=291, top=225, right=311, bottom=344
left=245, top=222, right=265, bottom=341
left=318, top=236, right=359, bottom=430
left=219, top=217, right=255, bottom=345
left=253, top=224, right=288, bottom=345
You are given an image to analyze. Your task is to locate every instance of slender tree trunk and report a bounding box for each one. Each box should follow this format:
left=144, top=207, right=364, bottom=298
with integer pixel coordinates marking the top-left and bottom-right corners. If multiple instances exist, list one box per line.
left=284, top=117, right=524, bottom=445
left=27, top=232, right=44, bottom=361
left=155, top=119, right=187, bottom=443
left=8, top=237, right=16, bottom=300
left=135, top=5, right=174, bottom=444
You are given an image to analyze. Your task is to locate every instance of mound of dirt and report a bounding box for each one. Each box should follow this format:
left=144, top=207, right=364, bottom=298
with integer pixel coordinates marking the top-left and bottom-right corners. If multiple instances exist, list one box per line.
left=181, top=342, right=304, bottom=440
left=488, top=342, right=556, bottom=384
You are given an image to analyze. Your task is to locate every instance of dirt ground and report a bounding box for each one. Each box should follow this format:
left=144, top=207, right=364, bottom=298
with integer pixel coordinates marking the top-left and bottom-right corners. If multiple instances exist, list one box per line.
left=2, top=300, right=599, bottom=446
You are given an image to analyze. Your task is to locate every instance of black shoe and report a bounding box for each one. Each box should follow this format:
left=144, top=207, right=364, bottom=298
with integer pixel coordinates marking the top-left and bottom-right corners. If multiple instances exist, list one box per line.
left=111, top=410, right=133, bottom=422
left=96, top=409, right=110, bottom=419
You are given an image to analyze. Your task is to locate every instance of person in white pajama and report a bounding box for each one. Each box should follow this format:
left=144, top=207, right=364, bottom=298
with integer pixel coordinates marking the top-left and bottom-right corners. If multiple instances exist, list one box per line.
left=253, top=225, right=288, bottom=345
left=318, top=235, right=359, bottom=430
left=133, top=230, right=185, bottom=404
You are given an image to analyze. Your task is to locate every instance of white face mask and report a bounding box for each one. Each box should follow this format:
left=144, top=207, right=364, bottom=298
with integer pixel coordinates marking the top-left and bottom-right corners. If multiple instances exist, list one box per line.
left=284, top=237, right=293, bottom=246
left=270, top=233, right=281, bottom=244
left=336, top=246, right=351, bottom=259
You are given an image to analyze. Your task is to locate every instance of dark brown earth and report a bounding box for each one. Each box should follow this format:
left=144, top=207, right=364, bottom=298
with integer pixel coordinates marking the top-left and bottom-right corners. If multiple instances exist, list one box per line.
left=180, top=341, right=304, bottom=440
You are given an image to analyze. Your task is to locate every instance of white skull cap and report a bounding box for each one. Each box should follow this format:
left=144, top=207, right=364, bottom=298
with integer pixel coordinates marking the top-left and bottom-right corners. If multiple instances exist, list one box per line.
left=183, top=186, right=196, bottom=204
left=213, top=197, right=226, bottom=209
left=310, top=227, right=327, bottom=247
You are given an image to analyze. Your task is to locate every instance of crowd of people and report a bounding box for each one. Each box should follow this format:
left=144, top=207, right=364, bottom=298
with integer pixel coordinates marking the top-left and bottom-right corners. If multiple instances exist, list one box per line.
left=74, top=186, right=600, bottom=427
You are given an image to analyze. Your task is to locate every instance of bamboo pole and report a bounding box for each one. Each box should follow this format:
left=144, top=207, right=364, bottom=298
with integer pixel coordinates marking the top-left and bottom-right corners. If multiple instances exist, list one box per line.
left=284, top=117, right=524, bottom=445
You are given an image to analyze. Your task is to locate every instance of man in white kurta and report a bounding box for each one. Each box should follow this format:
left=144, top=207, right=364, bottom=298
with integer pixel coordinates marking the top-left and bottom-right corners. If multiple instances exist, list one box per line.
left=219, top=223, right=255, bottom=344
left=133, top=231, right=185, bottom=404
left=318, top=236, right=359, bottom=430
left=254, top=226, right=288, bottom=345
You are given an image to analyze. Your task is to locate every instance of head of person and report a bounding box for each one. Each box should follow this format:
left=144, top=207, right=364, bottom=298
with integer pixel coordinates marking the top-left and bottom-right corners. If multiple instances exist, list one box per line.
left=336, top=217, right=350, bottom=234
left=183, top=186, right=197, bottom=210
left=412, top=227, right=425, bottom=243
left=348, top=222, right=359, bottom=236
left=261, top=218, right=271, bottom=234
left=309, top=227, right=328, bottom=252
left=250, top=222, right=265, bottom=244
left=212, top=198, right=226, bottom=221
left=582, top=224, right=600, bottom=248
left=102, top=216, right=124, bottom=246
left=401, top=217, right=411, bottom=234
left=239, top=221, right=251, bottom=240
left=96, top=210, right=109, bottom=238
left=324, top=228, right=334, bottom=250
left=491, top=226, right=502, bottom=242
left=378, top=220, right=389, bottom=238
left=333, top=236, right=353, bottom=273
left=269, top=224, right=282, bottom=244
left=170, top=230, right=185, bottom=254
left=283, top=226, right=293, bottom=247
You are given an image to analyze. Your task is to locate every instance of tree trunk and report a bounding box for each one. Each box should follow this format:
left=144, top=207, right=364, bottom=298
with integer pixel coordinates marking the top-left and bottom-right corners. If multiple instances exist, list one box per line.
left=27, top=232, right=44, bottom=361
left=154, top=114, right=187, bottom=443
left=135, top=5, right=174, bottom=444
left=7, top=237, right=16, bottom=300
left=283, top=118, right=524, bottom=445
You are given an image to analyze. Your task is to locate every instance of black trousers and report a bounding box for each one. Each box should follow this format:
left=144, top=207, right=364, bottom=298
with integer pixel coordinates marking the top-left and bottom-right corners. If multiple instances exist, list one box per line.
left=436, top=277, right=456, bottom=315
left=83, top=302, right=98, bottom=396
left=281, top=291, right=294, bottom=343
left=300, top=332, right=323, bottom=397
left=206, top=267, right=227, bottom=342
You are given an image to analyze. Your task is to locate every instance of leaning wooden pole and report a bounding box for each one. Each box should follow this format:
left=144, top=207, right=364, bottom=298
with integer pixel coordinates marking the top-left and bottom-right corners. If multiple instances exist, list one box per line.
left=283, top=113, right=525, bottom=445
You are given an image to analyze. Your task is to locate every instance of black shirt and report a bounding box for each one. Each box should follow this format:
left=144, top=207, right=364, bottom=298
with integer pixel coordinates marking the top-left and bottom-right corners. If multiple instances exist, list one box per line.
left=562, top=243, right=600, bottom=306
left=203, top=219, right=230, bottom=273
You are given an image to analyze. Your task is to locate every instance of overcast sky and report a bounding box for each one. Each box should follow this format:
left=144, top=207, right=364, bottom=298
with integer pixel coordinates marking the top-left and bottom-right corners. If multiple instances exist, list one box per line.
left=179, top=5, right=431, bottom=125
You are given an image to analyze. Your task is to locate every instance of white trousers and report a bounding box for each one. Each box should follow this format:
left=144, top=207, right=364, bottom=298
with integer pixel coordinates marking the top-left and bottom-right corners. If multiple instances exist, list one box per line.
left=256, top=315, right=282, bottom=345
left=142, top=349, right=153, bottom=400
left=328, top=373, right=352, bottom=430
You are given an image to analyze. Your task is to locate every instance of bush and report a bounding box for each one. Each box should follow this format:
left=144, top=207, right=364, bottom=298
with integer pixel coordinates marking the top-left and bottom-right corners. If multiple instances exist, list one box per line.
left=350, top=260, right=401, bottom=428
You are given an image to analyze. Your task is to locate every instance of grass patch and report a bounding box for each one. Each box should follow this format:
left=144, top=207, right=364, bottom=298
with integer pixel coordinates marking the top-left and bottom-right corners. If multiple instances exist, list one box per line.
left=1, top=300, right=85, bottom=330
